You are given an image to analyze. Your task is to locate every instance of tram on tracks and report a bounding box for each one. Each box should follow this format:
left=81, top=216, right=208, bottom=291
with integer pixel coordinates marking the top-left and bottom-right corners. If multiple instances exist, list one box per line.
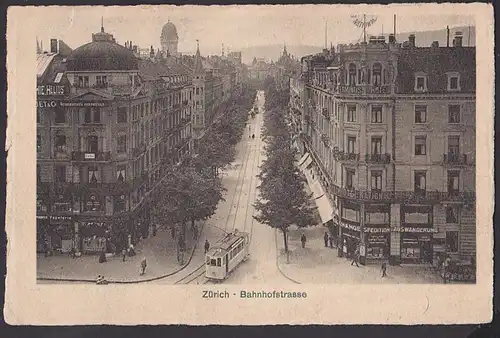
left=205, top=230, right=250, bottom=281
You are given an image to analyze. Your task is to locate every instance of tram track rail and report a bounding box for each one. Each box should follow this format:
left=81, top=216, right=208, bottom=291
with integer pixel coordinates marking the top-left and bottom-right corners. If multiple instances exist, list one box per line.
left=173, top=94, right=262, bottom=285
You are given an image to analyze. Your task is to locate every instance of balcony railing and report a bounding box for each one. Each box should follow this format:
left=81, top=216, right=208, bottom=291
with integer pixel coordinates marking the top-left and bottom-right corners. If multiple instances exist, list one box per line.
left=336, top=152, right=359, bottom=162
left=365, top=153, right=391, bottom=164
left=329, top=185, right=475, bottom=204
left=72, top=151, right=111, bottom=161
left=443, top=153, right=467, bottom=165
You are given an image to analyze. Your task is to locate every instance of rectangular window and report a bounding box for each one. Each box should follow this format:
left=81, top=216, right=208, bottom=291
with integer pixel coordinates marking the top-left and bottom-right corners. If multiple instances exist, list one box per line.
left=371, top=171, right=382, bottom=192
left=414, top=105, right=427, bottom=123
left=88, top=166, right=99, bottom=183
left=446, top=206, right=459, bottom=223
left=117, top=165, right=126, bottom=182
left=346, top=169, right=355, bottom=190
left=414, top=171, right=426, bottom=192
left=54, top=107, right=66, bottom=124
left=37, top=109, right=42, bottom=124
left=96, top=75, right=108, bottom=87
left=37, top=135, right=42, bottom=153
left=83, top=108, right=101, bottom=124
left=447, top=170, right=460, bottom=194
left=371, top=105, right=382, bottom=123
left=55, top=134, right=67, bottom=152
left=117, top=107, right=128, bottom=123
left=347, top=136, right=356, bottom=154
left=448, top=105, right=461, bottom=123
left=446, top=231, right=459, bottom=253
left=448, top=76, right=459, bottom=91
left=371, top=137, right=382, bottom=155
left=414, top=136, right=427, bottom=155
left=78, top=76, right=89, bottom=88
left=347, top=105, right=356, bottom=122
left=415, top=76, right=426, bottom=91
left=55, top=165, right=66, bottom=183
left=87, top=136, right=98, bottom=153
left=448, top=136, right=460, bottom=155
left=114, top=195, right=126, bottom=212
left=117, top=135, right=127, bottom=153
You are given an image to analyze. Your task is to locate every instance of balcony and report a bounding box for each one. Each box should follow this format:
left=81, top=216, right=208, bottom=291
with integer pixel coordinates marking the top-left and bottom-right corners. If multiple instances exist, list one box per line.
left=365, top=153, right=391, bottom=164
left=321, top=107, right=330, bottom=119
left=443, top=153, right=467, bottom=165
left=328, top=184, right=476, bottom=204
left=336, top=152, right=359, bottom=162
left=72, top=151, right=111, bottom=162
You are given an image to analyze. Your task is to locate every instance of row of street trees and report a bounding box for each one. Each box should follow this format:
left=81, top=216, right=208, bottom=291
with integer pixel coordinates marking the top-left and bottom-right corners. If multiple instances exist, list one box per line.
left=254, top=78, right=318, bottom=263
left=150, top=84, right=255, bottom=263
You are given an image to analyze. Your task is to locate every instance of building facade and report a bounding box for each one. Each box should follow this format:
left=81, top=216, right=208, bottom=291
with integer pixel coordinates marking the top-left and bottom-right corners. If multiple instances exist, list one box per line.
left=293, top=32, right=475, bottom=266
left=36, top=26, right=192, bottom=255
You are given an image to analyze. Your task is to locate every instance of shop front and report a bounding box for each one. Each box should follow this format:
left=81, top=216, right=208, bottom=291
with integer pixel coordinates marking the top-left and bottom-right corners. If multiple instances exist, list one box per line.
left=364, top=227, right=391, bottom=262
left=339, top=221, right=362, bottom=259
left=37, top=215, right=74, bottom=253
left=79, top=219, right=111, bottom=254
left=395, top=227, right=436, bottom=264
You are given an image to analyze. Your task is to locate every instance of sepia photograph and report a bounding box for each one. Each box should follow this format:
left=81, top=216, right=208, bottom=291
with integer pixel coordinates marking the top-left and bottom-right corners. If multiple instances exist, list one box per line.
left=5, top=4, right=494, bottom=325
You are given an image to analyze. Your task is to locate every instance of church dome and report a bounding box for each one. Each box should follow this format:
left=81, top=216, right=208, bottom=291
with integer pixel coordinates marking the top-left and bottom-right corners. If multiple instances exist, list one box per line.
left=161, top=22, right=178, bottom=41
left=67, top=41, right=138, bottom=71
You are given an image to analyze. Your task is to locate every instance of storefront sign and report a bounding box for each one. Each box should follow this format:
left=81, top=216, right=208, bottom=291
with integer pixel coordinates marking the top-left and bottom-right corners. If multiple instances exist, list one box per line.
left=60, top=101, right=106, bottom=107
left=339, top=221, right=361, bottom=232
left=36, top=215, right=73, bottom=221
left=36, top=100, right=59, bottom=108
left=37, top=85, right=65, bottom=96
left=337, top=86, right=363, bottom=94
left=84, top=153, right=96, bottom=159
left=368, top=234, right=388, bottom=244
left=393, top=227, right=438, bottom=233
left=363, top=227, right=391, bottom=233
left=81, top=221, right=107, bottom=227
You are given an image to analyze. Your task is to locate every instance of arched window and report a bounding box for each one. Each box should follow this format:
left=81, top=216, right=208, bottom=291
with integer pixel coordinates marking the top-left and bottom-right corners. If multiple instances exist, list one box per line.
left=373, top=63, right=382, bottom=86
left=348, top=63, right=357, bottom=86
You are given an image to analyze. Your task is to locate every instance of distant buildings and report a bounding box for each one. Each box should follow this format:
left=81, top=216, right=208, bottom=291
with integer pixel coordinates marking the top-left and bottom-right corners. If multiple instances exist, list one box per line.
left=292, top=32, right=475, bottom=267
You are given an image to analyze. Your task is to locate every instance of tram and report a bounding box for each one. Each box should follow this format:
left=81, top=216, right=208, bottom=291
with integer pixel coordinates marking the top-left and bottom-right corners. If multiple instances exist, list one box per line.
left=205, top=230, right=250, bottom=281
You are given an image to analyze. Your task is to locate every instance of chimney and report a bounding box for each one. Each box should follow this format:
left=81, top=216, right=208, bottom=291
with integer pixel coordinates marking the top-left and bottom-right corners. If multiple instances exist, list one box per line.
left=431, top=41, right=439, bottom=48
left=50, top=38, right=58, bottom=53
left=446, top=26, right=450, bottom=47
left=453, top=31, right=463, bottom=47
left=408, top=34, right=415, bottom=47
left=388, top=34, right=396, bottom=44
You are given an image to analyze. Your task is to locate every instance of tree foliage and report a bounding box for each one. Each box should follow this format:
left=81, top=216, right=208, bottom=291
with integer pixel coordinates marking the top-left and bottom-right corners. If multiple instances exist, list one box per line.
left=253, top=82, right=317, bottom=258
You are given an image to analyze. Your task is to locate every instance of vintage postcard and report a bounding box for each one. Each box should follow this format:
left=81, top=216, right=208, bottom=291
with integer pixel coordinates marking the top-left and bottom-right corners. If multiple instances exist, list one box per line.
left=5, top=4, right=494, bottom=325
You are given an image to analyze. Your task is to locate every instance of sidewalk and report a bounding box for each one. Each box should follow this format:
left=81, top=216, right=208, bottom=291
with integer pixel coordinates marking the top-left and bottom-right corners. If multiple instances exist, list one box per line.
left=37, top=221, right=205, bottom=282
left=276, top=226, right=444, bottom=284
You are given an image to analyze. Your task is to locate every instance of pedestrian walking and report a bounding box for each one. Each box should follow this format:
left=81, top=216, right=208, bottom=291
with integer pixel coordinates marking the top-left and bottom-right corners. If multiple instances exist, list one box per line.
left=204, top=240, right=210, bottom=254
left=329, top=235, right=334, bottom=249
left=324, top=232, right=329, bottom=247
left=252, top=134, right=255, bottom=139
left=351, top=248, right=360, bottom=267
left=381, top=262, right=387, bottom=277
left=301, top=233, right=307, bottom=248
left=140, top=257, right=147, bottom=276
left=99, top=249, right=106, bottom=263
left=70, top=246, right=76, bottom=259
left=152, top=224, right=157, bottom=237
left=122, top=248, right=127, bottom=262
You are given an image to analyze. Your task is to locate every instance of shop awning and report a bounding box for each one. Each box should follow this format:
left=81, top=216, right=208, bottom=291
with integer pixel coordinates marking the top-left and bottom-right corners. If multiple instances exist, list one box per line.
left=315, top=194, right=334, bottom=224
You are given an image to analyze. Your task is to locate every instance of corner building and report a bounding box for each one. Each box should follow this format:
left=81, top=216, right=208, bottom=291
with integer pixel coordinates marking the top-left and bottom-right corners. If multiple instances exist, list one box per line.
left=36, top=26, right=192, bottom=255
left=294, top=33, right=475, bottom=266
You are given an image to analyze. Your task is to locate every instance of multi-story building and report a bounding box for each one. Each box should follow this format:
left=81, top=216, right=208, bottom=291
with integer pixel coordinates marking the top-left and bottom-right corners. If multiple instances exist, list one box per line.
left=294, top=32, right=475, bottom=267
left=36, top=25, right=192, bottom=255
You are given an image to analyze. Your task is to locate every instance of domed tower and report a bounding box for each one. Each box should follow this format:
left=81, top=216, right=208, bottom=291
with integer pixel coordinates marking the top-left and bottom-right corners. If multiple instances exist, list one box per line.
left=160, top=21, right=179, bottom=57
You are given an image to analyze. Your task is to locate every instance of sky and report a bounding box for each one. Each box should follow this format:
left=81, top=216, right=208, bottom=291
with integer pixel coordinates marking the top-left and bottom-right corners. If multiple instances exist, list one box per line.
left=32, top=5, right=475, bottom=56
